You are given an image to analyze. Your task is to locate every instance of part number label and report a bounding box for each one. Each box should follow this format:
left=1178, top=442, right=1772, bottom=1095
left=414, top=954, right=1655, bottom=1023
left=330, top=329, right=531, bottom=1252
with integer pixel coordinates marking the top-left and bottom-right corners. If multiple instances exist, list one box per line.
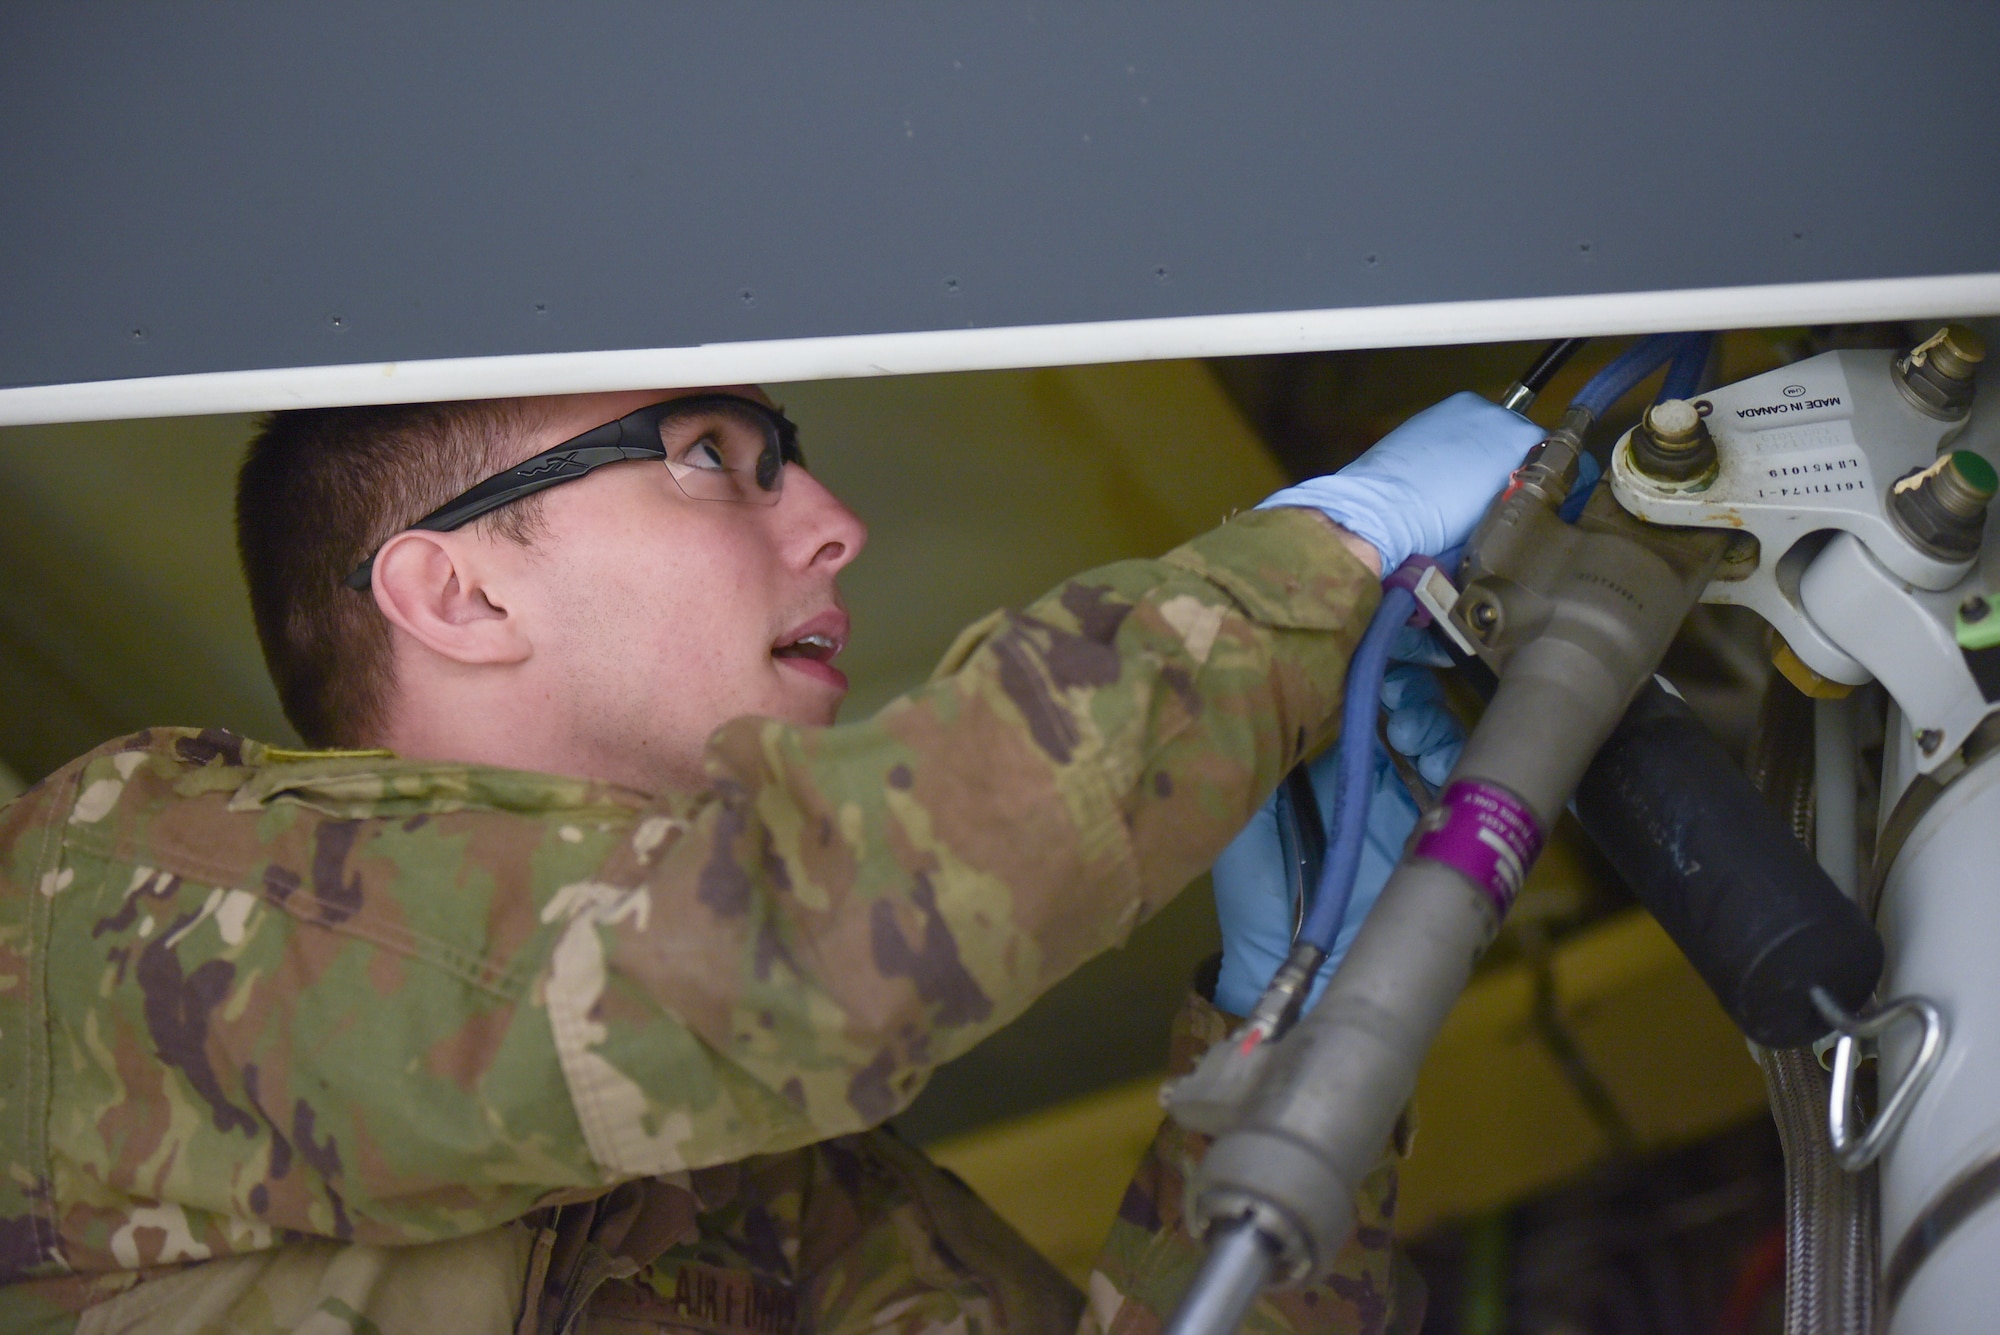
left=1754, top=451, right=1871, bottom=499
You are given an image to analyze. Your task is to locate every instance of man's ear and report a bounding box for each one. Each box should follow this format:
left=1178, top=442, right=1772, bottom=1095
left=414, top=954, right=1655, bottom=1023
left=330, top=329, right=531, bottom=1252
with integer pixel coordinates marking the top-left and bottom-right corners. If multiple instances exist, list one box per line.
left=371, top=530, right=531, bottom=666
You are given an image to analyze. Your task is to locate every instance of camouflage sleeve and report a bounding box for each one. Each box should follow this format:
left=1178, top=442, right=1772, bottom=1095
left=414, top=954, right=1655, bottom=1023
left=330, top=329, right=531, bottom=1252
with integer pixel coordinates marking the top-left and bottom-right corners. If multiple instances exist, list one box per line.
left=1078, top=984, right=1425, bottom=1335
left=0, top=507, right=1377, bottom=1281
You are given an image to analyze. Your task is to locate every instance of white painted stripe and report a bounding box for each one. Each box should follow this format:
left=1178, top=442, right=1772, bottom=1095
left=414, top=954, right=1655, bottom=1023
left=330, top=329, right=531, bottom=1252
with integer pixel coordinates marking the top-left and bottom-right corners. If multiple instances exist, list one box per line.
left=4, top=273, right=1999, bottom=426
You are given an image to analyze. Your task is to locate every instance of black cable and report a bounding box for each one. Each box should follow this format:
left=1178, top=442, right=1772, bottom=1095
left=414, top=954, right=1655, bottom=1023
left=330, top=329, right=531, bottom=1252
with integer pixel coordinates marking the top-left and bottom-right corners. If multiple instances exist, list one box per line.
left=1519, top=337, right=1588, bottom=396
left=1499, top=337, right=1590, bottom=414
left=1278, top=764, right=1328, bottom=942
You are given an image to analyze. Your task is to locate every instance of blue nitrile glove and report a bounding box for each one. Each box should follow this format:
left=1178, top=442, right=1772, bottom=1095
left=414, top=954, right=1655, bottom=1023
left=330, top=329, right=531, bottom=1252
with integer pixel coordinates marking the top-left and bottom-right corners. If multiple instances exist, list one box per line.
left=1256, top=392, right=1546, bottom=573
left=1212, top=665, right=1467, bottom=1016
left=1382, top=663, right=1462, bottom=787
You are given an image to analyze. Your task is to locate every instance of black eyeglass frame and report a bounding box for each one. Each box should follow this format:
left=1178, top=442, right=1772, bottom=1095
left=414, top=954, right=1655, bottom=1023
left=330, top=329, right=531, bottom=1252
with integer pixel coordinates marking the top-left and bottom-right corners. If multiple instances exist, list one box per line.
left=343, top=393, right=804, bottom=590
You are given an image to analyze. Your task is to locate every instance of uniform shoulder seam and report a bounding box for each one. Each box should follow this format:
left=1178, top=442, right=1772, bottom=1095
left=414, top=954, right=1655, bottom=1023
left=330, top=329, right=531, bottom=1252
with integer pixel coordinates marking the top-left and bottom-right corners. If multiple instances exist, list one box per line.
left=63, top=827, right=542, bottom=998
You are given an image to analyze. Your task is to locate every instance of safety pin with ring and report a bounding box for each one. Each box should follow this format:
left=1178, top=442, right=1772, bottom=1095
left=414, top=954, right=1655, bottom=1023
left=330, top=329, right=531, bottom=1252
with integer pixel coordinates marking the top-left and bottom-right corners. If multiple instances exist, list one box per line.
left=1811, top=986, right=1948, bottom=1173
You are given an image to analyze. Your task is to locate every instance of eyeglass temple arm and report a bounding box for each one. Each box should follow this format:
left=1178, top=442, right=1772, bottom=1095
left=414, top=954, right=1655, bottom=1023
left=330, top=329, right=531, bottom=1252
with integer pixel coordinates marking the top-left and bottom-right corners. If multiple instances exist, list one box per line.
left=342, top=431, right=661, bottom=591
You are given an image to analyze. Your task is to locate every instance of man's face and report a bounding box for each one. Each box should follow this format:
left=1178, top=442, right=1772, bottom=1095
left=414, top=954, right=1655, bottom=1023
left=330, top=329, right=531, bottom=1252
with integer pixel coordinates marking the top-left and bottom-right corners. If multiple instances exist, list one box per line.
left=485, top=387, right=868, bottom=790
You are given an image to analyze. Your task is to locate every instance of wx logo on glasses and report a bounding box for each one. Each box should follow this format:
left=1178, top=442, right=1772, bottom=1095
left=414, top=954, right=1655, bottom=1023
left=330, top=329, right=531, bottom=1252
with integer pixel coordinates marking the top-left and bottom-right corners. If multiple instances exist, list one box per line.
left=515, top=451, right=589, bottom=480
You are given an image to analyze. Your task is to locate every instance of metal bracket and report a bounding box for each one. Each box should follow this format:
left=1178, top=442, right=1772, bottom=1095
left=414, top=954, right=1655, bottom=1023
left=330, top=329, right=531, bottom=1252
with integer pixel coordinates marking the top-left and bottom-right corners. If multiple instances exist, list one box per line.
left=1163, top=1025, right=1277, bottom=1137
left=1813, top=985, right=1948, bottom=1172
left=1609, top=346, right=1999, bottom=773
left=1410, top=565, right=1477, bottom=656
left=1799, top=533, right=1995, bottom=773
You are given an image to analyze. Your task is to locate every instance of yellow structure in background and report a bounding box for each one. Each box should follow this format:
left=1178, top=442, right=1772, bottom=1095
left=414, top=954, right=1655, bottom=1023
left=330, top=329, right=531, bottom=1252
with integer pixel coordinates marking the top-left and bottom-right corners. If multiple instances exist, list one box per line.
left=928, top=907, right=1771, bottom=1283
left=927, top=1079, right=1171, bottom=1284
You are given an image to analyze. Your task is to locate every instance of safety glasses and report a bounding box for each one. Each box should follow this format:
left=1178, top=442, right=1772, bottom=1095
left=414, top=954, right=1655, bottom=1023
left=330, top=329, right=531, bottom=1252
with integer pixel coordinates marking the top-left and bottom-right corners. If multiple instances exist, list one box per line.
left=345, top=393, right=804, bottom=590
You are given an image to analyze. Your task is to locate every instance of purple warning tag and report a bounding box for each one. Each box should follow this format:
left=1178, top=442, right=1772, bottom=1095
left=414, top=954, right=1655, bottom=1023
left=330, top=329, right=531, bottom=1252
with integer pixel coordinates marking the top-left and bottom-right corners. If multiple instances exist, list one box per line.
left=1411, top=780, right=1544, bottom=914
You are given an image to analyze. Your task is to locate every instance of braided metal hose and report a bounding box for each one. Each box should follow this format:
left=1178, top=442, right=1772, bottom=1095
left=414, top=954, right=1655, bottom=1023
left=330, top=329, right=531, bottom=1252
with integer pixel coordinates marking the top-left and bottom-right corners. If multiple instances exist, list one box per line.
left=1747, top=679, right=1877, bottom=1335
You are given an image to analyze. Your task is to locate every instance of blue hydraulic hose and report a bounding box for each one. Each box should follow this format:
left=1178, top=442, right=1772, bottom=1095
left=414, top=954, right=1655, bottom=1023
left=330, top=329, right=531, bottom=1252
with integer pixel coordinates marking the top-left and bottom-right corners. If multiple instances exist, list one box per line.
left=1295, top=580, right=1416, bottom=951
left=1658, top=332, right=1714, bottom=402
left=1571, top=332, right=1688, bottom=418
left=1294, top=536, right=1461, bottom=956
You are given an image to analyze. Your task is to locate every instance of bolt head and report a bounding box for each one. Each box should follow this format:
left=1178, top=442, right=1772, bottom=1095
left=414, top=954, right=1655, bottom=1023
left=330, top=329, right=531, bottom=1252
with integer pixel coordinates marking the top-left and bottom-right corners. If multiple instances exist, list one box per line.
left=1918, top=728, right=1945, bottom=754
left=1947, top=451, right=1998, bottom=503
left=1934, top=326, right=1988, bottom=376
left=1646, top=399, right=1703, bottom=444
left=1963, top=595, right=1991, bottom=622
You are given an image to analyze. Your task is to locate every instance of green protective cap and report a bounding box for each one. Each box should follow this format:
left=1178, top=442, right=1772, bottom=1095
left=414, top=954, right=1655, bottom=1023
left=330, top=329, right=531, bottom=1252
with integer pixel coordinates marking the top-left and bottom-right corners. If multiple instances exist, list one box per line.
left=1949, top=450, right=1999, bottom=500
left=1957, top=593, right=2000, bottom=651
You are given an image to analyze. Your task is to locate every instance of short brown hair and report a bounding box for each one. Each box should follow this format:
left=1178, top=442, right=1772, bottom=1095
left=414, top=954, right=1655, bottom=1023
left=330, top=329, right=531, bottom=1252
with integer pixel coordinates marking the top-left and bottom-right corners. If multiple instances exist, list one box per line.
left=236, top=399, right=556, bottom=747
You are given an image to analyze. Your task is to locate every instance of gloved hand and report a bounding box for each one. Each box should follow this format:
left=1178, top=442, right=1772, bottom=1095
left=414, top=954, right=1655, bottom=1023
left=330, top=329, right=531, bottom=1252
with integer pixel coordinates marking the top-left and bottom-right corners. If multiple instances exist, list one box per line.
left=1211, top=663, right=1466, bottom=1017
left=1256, top=391, right=1546, bottom=574
left=1382, top=663, right=1463, bottom=787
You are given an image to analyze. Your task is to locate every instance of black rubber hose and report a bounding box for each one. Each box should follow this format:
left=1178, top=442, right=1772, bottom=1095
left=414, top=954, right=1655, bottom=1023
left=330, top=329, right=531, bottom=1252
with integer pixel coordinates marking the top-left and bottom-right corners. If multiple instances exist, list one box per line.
left=1571, top=681, right=1883, bottom=1048
left=1438, top=633, right=1883, bottom=1046
left=1516, top=336, right=1587, bottom=398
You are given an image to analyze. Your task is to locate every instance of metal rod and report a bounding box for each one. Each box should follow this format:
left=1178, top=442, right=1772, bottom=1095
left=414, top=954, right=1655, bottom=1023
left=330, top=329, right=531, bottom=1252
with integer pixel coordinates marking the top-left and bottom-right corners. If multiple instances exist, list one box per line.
left=1180, top=482, right=1730, bottom=1305
left=1162, top=1221, right=1278, bottom=1335
left=1814, top=694, right=1859, bottom=900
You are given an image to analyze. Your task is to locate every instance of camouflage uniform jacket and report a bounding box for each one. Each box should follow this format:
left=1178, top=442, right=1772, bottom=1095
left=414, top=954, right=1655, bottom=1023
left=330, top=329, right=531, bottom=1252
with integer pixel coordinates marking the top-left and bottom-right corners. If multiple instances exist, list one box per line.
left=0, top=509, right=1393, bottom=1333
